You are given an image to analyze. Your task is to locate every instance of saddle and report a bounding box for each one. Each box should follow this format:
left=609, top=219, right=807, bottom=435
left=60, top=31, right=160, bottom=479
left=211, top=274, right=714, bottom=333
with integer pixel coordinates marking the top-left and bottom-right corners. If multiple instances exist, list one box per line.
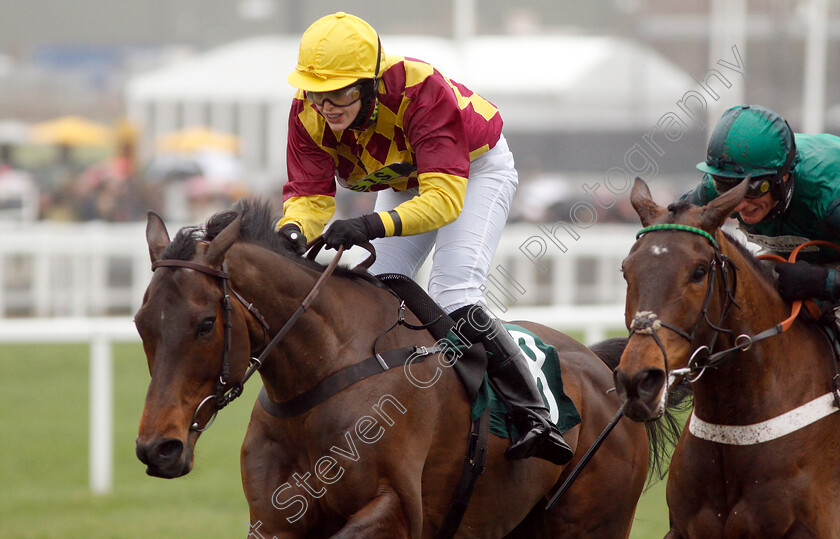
left=377, top=273, right=582, bottom=436
left=377, top=273, right=487, bottom=403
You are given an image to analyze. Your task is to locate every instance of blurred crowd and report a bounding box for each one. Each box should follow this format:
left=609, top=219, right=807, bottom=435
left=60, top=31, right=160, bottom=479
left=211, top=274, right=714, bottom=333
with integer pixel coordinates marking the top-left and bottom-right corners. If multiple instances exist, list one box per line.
left=0, top=117, right=251, bottom=224
left=0, top=116, right=648, bottom=226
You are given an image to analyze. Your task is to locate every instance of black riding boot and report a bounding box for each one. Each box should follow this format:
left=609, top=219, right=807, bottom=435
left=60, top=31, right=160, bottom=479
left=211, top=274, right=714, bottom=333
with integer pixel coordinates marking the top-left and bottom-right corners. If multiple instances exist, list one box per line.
left=450, top=304, right=573, bottom=466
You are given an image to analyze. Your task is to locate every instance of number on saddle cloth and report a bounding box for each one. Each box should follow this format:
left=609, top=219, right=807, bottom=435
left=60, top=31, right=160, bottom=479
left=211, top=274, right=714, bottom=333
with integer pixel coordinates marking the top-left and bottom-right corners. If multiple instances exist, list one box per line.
left=376, top=273, right=486, bottom=402
left=463, top=324, right=582, bottom=440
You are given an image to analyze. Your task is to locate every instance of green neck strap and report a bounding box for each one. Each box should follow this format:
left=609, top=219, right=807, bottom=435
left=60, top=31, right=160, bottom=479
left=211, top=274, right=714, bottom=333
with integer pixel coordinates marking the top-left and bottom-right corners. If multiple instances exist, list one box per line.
left=636, top=224, right=718, bottom=249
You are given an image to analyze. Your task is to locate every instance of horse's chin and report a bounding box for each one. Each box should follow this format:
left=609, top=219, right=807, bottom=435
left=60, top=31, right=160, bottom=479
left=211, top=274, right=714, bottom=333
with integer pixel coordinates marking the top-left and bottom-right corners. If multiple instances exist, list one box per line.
left=145, top=454, right=193, bottom=478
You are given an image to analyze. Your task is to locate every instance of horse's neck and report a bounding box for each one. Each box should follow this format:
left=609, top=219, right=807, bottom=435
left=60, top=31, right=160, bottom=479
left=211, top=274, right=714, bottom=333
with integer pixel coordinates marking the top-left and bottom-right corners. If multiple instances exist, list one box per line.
left=228, top=245, right=398, bottom=402
left=693, top=240, right=833, bottom=419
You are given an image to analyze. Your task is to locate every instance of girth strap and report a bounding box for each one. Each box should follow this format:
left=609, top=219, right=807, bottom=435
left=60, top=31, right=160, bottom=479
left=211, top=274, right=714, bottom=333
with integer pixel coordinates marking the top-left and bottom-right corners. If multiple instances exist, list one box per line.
left=258, top=345, right=439, bottom=418
left=436, top=409, right=490, bottom=539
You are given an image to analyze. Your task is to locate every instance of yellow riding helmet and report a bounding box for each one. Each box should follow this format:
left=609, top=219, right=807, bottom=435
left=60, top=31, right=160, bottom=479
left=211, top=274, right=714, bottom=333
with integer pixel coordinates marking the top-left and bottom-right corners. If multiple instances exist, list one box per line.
left=288, top=12, right=384, bottom=92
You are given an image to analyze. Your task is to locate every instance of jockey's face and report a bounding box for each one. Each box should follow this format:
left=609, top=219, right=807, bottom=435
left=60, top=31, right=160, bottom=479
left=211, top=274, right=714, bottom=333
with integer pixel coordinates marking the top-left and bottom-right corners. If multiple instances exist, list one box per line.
left=316, top=99, right=362, bottom=132
left=733, top=192, right=777, bottom=224
left=731, top=173, right=789, bottom=224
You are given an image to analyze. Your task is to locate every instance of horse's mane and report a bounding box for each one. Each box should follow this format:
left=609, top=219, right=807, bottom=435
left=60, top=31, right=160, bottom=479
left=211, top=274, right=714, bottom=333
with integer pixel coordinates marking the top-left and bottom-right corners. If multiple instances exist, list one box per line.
left=204, top=198, right=381, bottom=286
left=720, top=230, right=780, bottom=289
left=200, top=198, right=382, bottom=285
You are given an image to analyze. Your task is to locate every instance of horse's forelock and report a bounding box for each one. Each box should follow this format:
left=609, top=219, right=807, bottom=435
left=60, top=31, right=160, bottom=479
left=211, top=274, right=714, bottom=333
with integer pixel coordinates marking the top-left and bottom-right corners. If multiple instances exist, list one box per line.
left=665, top=199, right=694, bottom=218
left=160, top=226, right=202, bottom=261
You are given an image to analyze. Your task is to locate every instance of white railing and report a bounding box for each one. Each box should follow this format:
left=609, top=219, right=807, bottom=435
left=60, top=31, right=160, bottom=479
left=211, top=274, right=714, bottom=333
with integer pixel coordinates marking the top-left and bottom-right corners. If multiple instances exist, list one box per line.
left=0, top=221, right=151, bottom=317
left=0, top=220, right=635, bottom=493
left=0, top=317, right=139, bottom=494
left=0, top=221, right=638, bottom=318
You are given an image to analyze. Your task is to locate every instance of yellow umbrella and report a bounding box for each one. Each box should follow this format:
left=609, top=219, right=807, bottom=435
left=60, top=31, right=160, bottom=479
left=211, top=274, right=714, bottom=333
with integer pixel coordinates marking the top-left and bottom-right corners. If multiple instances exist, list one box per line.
left=32, top=115, right=113, bottom=147
left=156, top=127, right=239, bottom=154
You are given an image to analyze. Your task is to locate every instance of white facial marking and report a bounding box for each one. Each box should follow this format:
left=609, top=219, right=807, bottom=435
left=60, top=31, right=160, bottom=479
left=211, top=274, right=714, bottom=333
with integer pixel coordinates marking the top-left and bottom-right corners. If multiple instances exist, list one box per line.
left=651, top=245, right=669, bottom=255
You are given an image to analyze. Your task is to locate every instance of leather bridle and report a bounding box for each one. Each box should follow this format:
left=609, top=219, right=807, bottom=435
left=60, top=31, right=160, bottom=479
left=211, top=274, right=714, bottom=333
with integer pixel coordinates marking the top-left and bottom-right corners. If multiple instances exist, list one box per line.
left=629, top=225, right=828, bottom=396
left=628, top=224, right=740, bottom=390
left=150, top=239, right=376, bottom=432
left=150, top=258, right=270, bottom=431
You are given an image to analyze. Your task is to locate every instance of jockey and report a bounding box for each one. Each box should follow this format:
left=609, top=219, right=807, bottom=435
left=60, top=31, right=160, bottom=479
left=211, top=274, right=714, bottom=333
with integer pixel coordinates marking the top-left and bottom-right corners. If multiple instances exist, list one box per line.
left=276, top=12, right=572, bottom=465
left=683, top=104, right=840, bottom=310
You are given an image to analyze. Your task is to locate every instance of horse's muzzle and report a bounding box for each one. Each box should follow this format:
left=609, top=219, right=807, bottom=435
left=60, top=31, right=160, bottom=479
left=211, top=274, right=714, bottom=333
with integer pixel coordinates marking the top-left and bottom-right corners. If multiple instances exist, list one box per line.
left=135, top=437, right=192, bottom=478
left=613, top=367, right=666, bottom=422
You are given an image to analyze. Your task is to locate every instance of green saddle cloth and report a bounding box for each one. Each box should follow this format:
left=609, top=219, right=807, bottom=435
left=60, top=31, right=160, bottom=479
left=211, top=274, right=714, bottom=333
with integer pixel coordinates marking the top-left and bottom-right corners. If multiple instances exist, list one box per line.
left=448, top=324, right=582, bottom=439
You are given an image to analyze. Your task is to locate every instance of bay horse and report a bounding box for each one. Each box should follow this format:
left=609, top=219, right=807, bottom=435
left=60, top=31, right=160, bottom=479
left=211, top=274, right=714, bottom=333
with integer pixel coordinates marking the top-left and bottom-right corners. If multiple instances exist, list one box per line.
left=615, top=178, right=840, bottom=537
left=134, top=199, right=673, bottom=538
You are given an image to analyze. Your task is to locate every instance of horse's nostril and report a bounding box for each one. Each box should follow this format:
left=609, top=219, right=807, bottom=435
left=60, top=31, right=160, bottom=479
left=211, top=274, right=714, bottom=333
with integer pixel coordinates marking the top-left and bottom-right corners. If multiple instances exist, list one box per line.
left=636, top=368, right=666, bottom=401
left=136, top=437, right=184, bottom=468
left=155, top=439, right=184, bottom=461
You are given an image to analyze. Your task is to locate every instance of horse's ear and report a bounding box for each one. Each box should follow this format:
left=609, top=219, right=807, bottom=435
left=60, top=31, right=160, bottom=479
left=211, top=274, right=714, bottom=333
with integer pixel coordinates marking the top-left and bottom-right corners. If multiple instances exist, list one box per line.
left=146, top=211, right=170, bottom=264
left=204, top=212, right=242, bottom=268
left=630, top=177, right=667, bottom=227
left=700, top=177, right=748, bottom=231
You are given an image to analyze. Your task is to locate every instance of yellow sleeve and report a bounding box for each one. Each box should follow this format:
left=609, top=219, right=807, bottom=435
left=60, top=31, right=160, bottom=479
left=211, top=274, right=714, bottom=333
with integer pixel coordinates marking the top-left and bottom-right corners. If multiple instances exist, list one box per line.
left=377, top=172, right=467, bottom=236
left=279, top=195, right=336, bottom=241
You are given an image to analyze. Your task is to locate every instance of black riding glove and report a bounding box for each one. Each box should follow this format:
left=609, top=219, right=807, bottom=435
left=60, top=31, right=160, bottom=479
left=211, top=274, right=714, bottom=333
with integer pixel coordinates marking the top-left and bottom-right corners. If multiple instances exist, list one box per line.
left=323, top=214, right=386, bottom=250
left=277, top=223, right=306, bottom=255
left=775, top=261, right=830, bottom=300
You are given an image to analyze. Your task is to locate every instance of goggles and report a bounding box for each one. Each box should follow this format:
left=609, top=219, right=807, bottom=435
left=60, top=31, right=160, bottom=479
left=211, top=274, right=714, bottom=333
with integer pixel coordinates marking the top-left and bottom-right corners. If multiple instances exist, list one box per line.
left=711, top=174, right=773, bottom=199
left=305, top=83, right=362, bottom=108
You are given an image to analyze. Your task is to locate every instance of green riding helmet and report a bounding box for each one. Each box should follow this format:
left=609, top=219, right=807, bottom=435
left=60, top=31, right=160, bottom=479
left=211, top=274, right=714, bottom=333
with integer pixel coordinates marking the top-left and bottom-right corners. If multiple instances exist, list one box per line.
left=697, top=105, right=794, bottom=178
left=697, top=105, right=797, bottom=219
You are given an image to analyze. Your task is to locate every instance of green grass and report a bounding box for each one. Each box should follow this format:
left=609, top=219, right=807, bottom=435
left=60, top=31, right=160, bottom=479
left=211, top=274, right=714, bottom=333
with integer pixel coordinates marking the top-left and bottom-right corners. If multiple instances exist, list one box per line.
left=0, top=342, right=671, bottom=538
left=0, top=343, right=254, bottom=538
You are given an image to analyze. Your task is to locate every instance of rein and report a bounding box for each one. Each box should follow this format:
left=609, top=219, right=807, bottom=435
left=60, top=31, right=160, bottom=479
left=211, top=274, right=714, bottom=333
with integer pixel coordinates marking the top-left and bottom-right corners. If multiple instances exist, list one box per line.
left=151, top=238, right=376, bottom=432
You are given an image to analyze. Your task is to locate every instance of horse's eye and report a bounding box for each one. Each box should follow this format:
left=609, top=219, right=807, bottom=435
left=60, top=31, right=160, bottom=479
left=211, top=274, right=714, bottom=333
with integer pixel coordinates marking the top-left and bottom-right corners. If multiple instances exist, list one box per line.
left=197, top=317, right=216, bottom=337
left=691, top=266, right=708, bottom=283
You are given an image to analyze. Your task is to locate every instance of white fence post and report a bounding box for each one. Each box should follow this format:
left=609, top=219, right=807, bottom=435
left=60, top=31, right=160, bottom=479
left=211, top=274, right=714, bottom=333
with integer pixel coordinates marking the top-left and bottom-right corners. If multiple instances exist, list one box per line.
left=89, top=334, right=113, bottom=494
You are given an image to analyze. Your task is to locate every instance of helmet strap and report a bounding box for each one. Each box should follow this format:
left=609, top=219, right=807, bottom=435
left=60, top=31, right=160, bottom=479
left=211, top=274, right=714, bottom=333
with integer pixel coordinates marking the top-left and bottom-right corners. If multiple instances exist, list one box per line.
left=763, top=121, right=797, bottom=221
left=373, top=36, right=381, bottom=78
left=349, top=37, right=382, bottom=131
left=348, top=79, right=378, bottom=131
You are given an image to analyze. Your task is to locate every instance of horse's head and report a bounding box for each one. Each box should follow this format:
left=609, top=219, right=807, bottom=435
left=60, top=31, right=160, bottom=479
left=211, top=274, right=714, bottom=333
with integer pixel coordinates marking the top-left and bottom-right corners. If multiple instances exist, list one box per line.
left=615, top=177, right=749, bottom=421
left=134, top=210, right=250, bottom=478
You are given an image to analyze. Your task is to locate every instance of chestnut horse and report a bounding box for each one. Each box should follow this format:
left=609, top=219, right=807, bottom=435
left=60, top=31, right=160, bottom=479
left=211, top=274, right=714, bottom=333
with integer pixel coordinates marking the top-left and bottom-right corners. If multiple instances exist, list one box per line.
left=135, top=199, right=671, bottom=538
left=615, top=178, right=840, bottom=537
